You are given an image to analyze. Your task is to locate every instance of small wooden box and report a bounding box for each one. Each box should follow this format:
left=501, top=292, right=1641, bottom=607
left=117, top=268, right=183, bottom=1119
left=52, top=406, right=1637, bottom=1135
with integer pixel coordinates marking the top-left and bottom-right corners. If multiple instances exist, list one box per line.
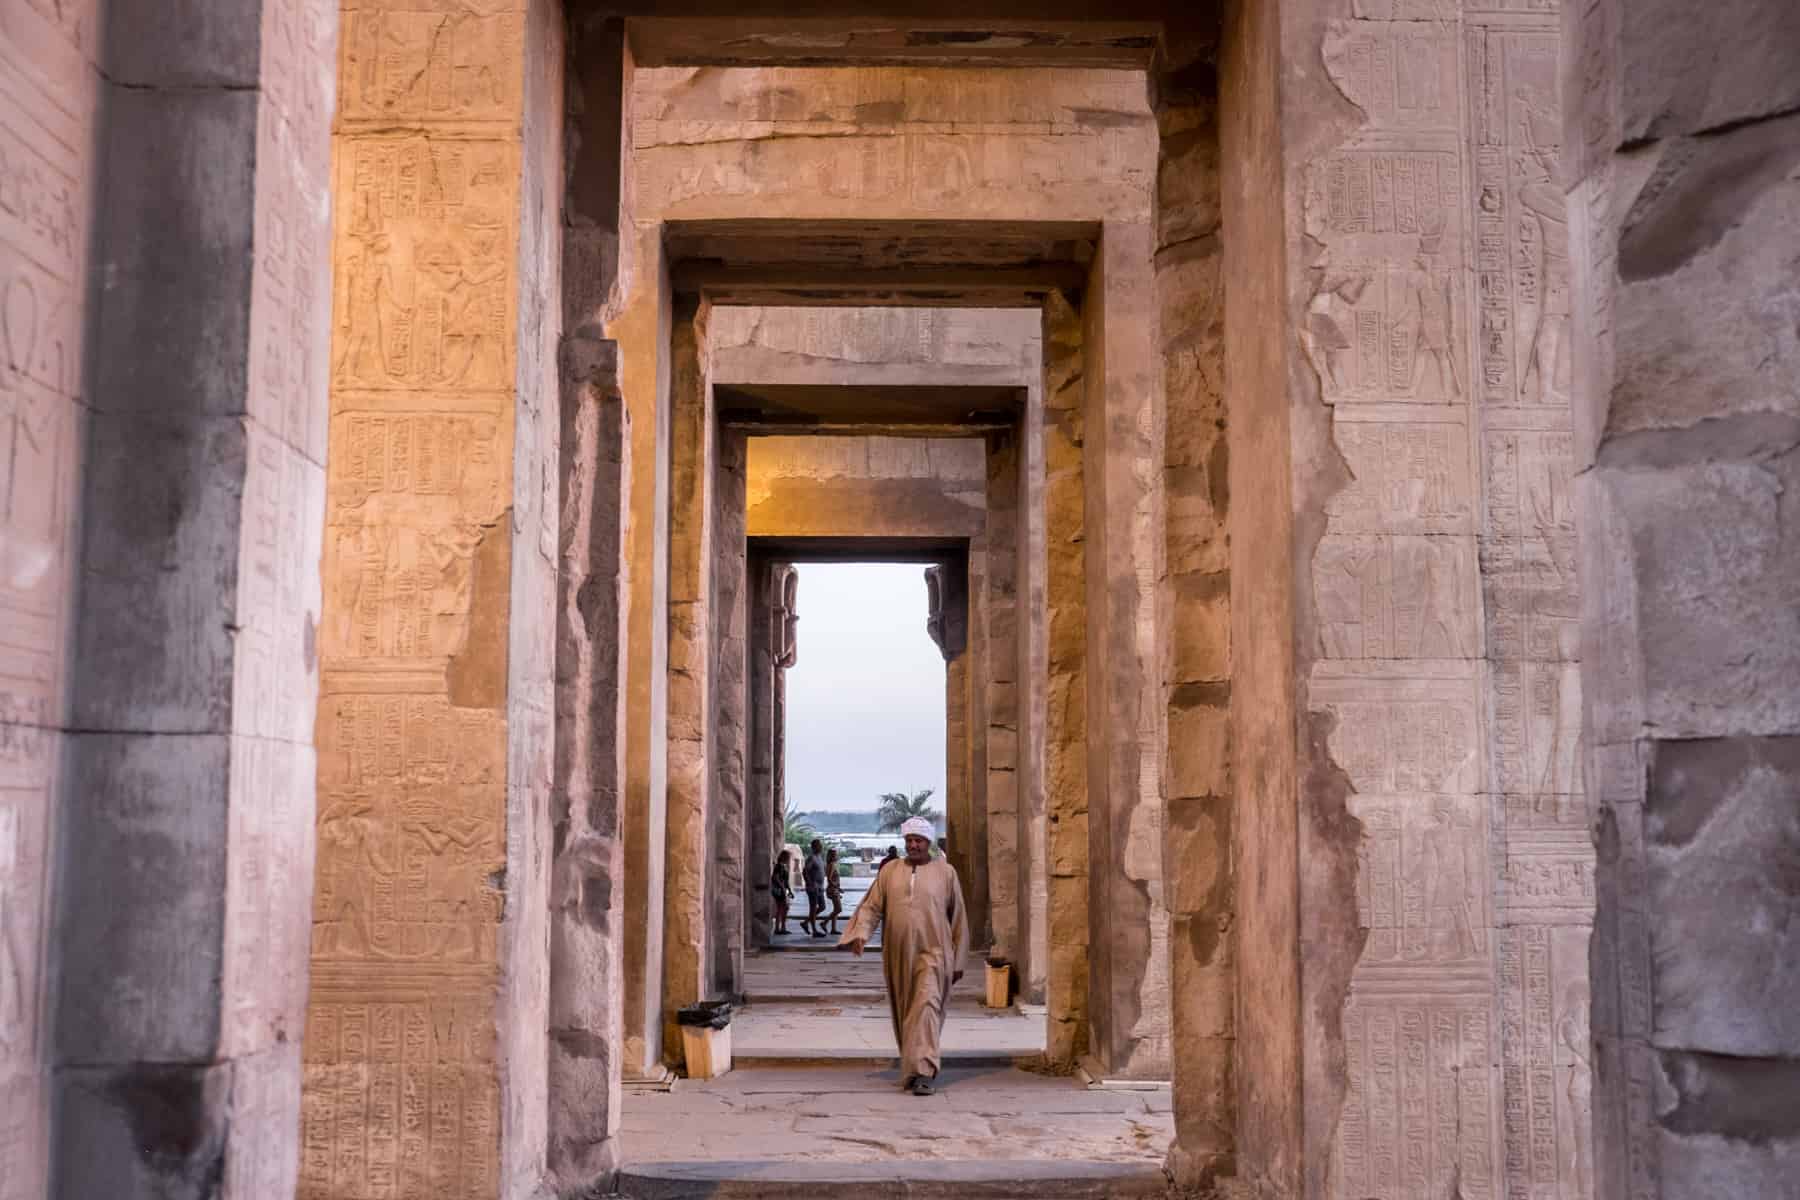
left=984, top=961, right=1012, bottom=1009
left=681, top=1023, right=733, bottom=1079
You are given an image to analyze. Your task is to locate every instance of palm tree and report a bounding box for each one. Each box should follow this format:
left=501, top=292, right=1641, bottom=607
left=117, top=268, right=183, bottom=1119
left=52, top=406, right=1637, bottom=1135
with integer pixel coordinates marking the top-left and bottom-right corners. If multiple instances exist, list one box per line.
left=783, top=813, right=819, bottom=847
left=875, top=788, right=941, bottom=835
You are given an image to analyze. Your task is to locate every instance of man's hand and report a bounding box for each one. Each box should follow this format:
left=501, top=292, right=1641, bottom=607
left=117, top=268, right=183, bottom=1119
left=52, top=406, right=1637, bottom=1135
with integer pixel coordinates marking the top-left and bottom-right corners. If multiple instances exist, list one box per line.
left=844, top=937, right=867, bottom=956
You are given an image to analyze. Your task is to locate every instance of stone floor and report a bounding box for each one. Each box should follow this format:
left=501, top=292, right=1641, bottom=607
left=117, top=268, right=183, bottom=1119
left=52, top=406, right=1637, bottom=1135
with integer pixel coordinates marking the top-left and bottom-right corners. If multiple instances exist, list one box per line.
left=614, top=945, right=1165, bottom=1197
left=621, top=1063, right=1172, bottom=1162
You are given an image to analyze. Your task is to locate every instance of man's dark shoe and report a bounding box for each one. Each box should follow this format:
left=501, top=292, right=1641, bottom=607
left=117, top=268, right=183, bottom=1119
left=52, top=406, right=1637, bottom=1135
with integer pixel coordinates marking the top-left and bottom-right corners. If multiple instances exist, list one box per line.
left=909, top=1076, right=934, bottom=1096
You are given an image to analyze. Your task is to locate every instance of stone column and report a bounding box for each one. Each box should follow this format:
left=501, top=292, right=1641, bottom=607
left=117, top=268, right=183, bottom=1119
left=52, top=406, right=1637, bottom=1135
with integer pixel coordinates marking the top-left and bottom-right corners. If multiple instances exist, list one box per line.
left=610, top=68, right=670, bottom=1084
left=662, top=297, right=714, bottom=1064
left=984, top=429, right=1023, bottom=967
left=303, top=1, right=562, bottom=1194
left=708, top=429, right=748, bottom=999
left=0, top=3, right=99, bottom=1193
left=773, top=567, right=797, bottom=846
left=545, top=10, right=633, bottom=1186
left=945, top=652, right=970, bottom=870
left=1154, top=46, right=1235, bottom=1186
left=1213, top=6, right=1301, bottom=1192
left=746, top=557, right=778, bottom=948
left=49, top=2, right=334, bottom=1195
left=1018, top=374, right=1050, bottom=1009
left=927, top=558, right=972, bottom=895
left=1083, top=225, right=1172, bottom=1081
left=1042, top=290, right=1090, bottom=1066
left=965, top=543, right=991, bottom=950
left=1570, top=3, right=1800, bottom=1196
left=548, top=371, right=629, bottom=1184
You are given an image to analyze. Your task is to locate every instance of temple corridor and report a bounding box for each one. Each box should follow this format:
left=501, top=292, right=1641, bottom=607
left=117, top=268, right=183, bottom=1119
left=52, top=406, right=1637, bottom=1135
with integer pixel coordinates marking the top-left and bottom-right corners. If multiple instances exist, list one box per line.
left=3, top=2, right=1797, bottom=1198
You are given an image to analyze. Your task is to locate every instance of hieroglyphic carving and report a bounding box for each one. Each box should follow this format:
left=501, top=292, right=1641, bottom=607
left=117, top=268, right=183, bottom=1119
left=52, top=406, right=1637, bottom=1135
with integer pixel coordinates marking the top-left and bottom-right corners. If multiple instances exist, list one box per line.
left=1483, top=429, right=1578, bottom=661
left=1490, top=661, right=1582, bottom=799
left=1315, top=535, right=1478, bottom=659
left=339, top=6, right=523, bottom=124
left=1314, top=668, right=1482, bottom=795
left=1336, top=995, right=1499, bottom=1199
left=1498, top=924, right=1591, bottom=1200
left=1471, top=29, right=1566, bottom=417
left=1303, top=257, right=1465, bottom=404
left=332, top=138, right=518, bottom=391
left=1327, top=417, right=1475, bottom=534
left=313, top=695, right=505, bottom=966
left=322, top=409, right=508, bottom=665
left=1325, top=21, right=1459, bottom=132
left=0, top=791, right=46, bottom=1061
left=301, top=995, right=500, bottom=1200
left=1355, top=795, right=1491, bottom=967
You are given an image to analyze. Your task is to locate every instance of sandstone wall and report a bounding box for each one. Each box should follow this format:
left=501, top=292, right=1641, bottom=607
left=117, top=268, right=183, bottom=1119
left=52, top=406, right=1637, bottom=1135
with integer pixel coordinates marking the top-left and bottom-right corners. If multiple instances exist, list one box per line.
left=747, top=436, right=986, bottom=540
left=619, top=65, right=1165, bottom=1073
left=712, top=306, right=1039, bottom=390
left=46, top=0, right=335, bottom=1193
left=1567, top=1, right=1800, bottom=1195
left=1264, top=3, right=1591, bottom=1198
left=0, top=2, right=97, bottom=1193
left=305, top=0, right=564, bottom=1193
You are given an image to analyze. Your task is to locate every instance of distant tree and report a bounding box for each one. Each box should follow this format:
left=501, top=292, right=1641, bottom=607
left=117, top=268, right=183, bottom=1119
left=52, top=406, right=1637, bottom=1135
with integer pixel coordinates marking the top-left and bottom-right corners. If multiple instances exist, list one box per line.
left=783, top=813, right=819, bottom=847
left=875, top=788, right=941, bottom=835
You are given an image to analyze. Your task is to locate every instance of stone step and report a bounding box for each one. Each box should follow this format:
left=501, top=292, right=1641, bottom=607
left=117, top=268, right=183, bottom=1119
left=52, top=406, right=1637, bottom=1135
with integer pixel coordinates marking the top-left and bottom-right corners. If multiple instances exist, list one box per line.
left=614, top=1159, right=1168, bottom=1199
left=729, top=1047, right=1024, bottom=1069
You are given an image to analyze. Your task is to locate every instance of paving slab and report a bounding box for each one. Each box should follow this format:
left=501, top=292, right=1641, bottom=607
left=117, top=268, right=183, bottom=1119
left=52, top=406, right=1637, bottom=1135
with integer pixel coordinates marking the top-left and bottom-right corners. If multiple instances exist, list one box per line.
left=614, top=1159, right=1168, bottom=1199
left=732, top=997, right=1044, bottom=1063
left=619, top=1063, right=1173, bottom=1177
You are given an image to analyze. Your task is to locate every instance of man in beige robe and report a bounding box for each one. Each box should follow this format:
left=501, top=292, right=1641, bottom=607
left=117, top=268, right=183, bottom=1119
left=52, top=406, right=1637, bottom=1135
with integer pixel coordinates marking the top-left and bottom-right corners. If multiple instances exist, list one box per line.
left=840, top=818, right=969, bottom=1094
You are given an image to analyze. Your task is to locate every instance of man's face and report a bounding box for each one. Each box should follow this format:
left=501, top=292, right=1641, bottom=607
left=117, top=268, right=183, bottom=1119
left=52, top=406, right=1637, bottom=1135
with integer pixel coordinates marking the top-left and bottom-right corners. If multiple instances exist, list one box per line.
left=903, top=834, right=931, bottom=864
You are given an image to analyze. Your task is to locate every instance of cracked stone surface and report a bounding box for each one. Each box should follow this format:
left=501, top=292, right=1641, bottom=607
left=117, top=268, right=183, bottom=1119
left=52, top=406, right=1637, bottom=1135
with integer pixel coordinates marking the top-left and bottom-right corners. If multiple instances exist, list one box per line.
left=620, top=1063, right=1172, bottom=1166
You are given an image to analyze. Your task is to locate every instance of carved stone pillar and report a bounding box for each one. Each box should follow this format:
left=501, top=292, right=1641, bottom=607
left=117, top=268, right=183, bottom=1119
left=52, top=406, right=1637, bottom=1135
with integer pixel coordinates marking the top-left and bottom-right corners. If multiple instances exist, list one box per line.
left=300, top=1, right=566, bottom=1194
left=50, top=2, right=335, bottom=1194
left=1042, top=290, right=1090, bottom=1067
left=707, top=430, right=748, bottom=999
left=661, top=296, right=714, bottom=1064
left=1154, top=35, right=1234, bottom=1187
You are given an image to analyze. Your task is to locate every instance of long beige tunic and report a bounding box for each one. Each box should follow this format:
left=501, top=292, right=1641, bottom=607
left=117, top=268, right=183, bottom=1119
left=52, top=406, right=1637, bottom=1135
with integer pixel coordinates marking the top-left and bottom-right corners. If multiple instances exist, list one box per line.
left=839, top=857, right=970, bottom=1081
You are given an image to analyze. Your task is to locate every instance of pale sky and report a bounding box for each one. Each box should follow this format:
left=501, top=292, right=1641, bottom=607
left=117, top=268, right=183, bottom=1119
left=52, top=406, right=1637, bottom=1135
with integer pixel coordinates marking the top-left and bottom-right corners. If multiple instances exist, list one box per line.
left=784, top=563, right=946, bottom=814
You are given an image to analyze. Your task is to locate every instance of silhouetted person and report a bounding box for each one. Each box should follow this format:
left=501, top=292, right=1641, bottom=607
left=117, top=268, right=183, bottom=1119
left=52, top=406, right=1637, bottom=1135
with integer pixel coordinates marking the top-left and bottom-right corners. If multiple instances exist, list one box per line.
left=771, top=851, right=794, bottom=935
left=825, top=848, right=844, bottom=935
left=801, top=838, right=828, bottom=937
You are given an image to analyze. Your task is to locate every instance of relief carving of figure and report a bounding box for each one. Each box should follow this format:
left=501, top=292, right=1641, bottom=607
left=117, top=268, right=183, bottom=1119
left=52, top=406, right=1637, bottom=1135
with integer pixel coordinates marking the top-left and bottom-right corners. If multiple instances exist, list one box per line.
left=1517, top=90, right=1570, bottom=404
left=1317, top=538, right=1381, bottom=657
left=1405, top=238, right=1463, bottom=399
left=316, top=798, right=398, bottom=959
left=1417, top=538, right=1465, bottom=657
left=334, top=224, right=405, bottom=386
left=409, top=815, right=498, bottom=962
left=1557, top=975, right=1594, bottom=1198
left=1419, top=799, right=1480, bottom=960
left=1303, top=269, right=1370, bottom=394
left=440, top=209, right=508, bottom=388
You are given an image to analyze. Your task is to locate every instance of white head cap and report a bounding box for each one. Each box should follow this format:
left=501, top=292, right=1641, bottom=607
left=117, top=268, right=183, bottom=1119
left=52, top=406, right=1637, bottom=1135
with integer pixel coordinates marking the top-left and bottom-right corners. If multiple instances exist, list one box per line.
left=900, top=817, right=934, bottom=842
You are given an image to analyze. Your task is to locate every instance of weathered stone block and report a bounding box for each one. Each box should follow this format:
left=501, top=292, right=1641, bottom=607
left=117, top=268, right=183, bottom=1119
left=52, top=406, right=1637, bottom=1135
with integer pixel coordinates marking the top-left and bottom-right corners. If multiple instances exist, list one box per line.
left=1611, top=118, right=1800, bottom=435
left=1168, top=700, right=1230, bottom=801
left=1609, top=452, right=1800, bottom=738
left=57, top=732, right=231, bottom=1064
left=89, top=87, right=257, bottom=420
left=1647, top=735, right=1800, bottom=1057
left=1617, top=0, right=1800, bottom=141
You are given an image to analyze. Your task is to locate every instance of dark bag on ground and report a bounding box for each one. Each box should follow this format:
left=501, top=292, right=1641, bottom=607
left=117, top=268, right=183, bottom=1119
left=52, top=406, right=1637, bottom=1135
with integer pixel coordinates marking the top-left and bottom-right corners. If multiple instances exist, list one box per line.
left=677, top=1000, right=732, bottom=1030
